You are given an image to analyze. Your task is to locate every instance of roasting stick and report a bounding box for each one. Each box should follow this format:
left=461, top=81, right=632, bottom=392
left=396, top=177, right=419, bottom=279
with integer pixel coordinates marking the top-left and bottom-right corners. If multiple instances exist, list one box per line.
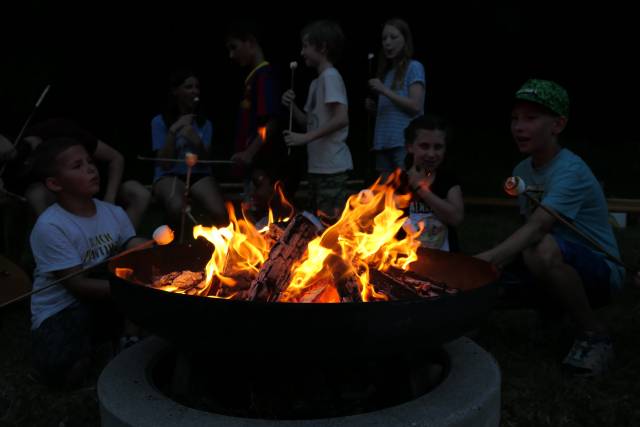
left=136, top=155, right=232, bottom=165
left=0, top=85, right=50, bottom=178
left=504, top=176, right=631, bottom=269
left=287, top=61, right=298, bottom=155
left=0, top=225, right=174, bottom=308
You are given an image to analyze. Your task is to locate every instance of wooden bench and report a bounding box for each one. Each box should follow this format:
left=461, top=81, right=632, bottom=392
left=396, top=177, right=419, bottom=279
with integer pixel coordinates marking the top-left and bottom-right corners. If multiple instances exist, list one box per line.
left=464, top=196, right=640, bottom=213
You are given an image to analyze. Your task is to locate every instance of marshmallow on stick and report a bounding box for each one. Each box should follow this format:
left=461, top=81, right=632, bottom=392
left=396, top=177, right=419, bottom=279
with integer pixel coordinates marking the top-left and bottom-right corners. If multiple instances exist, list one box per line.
left=185, top=152, right=198, bottom=168
left=502, top=176, right=631, bottom=270
left=0, top=225, right=175, bottom=308
left=287, top=61, right=299, bottom=155
left=152, top=225, right=175, bottom=246
left=504, top=176, right=527, bottom=196
left=288, top=61, right=298, bottom=132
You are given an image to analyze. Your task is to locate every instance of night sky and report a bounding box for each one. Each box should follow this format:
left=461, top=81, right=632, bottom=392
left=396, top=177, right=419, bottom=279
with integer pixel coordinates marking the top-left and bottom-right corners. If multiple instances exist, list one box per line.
left=3, top=3, right=639, bottom=196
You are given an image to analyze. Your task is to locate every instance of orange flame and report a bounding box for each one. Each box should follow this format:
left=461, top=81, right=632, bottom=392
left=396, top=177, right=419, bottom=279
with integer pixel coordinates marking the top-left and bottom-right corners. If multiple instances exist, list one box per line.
left=193, top=203, right=269, bottom=296
left=281, top=171, right=422, bottom=302
left=158, top=170, right=423, bottom=303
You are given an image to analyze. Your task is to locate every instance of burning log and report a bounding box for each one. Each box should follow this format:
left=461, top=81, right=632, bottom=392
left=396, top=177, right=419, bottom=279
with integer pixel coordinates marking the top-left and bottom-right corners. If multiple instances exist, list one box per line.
left=325, top=254, right=362, bottom=302
left=248, top=214, right=321, bottom=302
left=368, top=269, right=421, bottom=301
left=369, top=268, right=457, bottom=300
left=263, top=221, right=286, bottom=248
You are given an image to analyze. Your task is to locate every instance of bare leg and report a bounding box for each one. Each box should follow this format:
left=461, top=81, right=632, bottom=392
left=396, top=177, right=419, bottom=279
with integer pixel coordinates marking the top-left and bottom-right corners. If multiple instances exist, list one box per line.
left=117, top=180, right=151, bottom=229
left=24, top=182, right=56, bottom=218
left=152, top=177, right=186, bottom=225
left=190, top=176, right=228, bottom=226
left=523, top=234, right=607, bottom=334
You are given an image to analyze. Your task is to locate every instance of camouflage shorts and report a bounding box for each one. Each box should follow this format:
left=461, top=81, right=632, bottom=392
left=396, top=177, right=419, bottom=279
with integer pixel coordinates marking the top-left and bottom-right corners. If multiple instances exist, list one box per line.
left=307, top=172, right=350, bottom=219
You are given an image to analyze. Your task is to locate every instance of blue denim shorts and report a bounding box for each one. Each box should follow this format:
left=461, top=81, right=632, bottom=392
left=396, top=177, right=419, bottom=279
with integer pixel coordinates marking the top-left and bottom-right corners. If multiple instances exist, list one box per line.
left=499, top=235, right=611, bottom=308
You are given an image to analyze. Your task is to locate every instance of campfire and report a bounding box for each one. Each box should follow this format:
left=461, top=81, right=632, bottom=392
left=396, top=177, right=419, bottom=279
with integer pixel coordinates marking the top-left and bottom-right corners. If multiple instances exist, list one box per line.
left=116, top=173, right=458, bottom=303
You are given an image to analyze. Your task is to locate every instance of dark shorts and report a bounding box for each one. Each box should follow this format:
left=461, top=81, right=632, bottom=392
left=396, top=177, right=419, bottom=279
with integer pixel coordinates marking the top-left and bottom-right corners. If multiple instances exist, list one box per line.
left=499, top=235, right=611, bottom=309
left=31, top=300, right=123, bottom=385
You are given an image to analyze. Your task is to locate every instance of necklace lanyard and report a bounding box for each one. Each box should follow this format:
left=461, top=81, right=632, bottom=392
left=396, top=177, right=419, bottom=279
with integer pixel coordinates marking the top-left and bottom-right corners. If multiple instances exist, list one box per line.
left=245, top=61, right=270, bottom=86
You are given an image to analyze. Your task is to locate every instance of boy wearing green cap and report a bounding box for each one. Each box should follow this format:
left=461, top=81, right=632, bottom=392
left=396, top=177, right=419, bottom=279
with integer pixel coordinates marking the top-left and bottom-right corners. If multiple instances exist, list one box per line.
left=476, top=79, right=623, bottom=376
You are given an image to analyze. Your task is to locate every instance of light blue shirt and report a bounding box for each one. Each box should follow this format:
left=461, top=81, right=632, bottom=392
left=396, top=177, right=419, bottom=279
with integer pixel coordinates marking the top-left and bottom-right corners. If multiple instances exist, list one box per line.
left=151, top=114, right=213, bottom=181
left=373, top=60, right=425, bottom=150
left=513, top=148, right=624, bottom=289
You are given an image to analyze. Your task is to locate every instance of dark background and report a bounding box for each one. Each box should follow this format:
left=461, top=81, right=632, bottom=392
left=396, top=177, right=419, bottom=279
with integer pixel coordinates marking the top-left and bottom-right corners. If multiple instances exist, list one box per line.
left=3, top=3, right=639, bottom=197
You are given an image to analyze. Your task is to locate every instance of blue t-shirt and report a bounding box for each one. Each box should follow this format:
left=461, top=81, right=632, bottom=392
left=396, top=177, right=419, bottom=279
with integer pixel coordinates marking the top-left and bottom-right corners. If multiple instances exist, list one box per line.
left=151, top=114, right=213, bottom=181
left=513, top=148, right=624, bottom=289
left=373, top=60, right=425, bottom=150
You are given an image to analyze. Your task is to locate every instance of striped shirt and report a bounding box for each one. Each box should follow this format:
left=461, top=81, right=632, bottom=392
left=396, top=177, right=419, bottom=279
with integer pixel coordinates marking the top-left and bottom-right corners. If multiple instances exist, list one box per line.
left=373, top=60, right=425, bottom=150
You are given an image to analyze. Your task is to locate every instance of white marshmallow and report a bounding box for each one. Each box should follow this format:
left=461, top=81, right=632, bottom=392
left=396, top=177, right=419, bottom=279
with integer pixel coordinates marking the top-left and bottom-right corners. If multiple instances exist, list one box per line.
left=152, top=225, right=174, bottom=246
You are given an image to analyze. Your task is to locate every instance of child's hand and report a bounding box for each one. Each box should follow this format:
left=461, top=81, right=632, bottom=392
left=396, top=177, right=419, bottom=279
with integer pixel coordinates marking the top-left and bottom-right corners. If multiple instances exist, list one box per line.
left=282, top=90, right=296, bottom=107
left=231, top=150, right=253, bottom=165
left=368, top=78, right=386, bottom=96
left=0, top=135, right=16, bottom=162
left=364, top=98, right=377, bottom=114
left=474, top=251, right=495, bottom=265
left=170, top=114, right=194, bottom=135
left=407, top=165, right=434, bottom=193
left=179, top=125, right=199, bottom=144
left=283, top=130, right=308, bottom=146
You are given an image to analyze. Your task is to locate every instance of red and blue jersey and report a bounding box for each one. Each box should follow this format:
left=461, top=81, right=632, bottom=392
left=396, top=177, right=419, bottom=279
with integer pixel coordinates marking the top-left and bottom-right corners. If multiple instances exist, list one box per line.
left=235, top=62, right=279, bottom=153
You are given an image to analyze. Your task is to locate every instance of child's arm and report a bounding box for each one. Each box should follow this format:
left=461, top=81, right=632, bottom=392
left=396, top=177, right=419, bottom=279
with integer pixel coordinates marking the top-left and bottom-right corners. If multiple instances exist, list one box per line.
left=369, top=79, right=424, bottom=116
left=283, top=102, right=348, bottom=146
left=54, top=265, right=111, bottom=300
left=92, top=141, right=124, bottom=204
left=475, top=207, right=555, bottom=268
left=231, top=117, right=278, bottom=165
left=408, top=166, right=464, bottom=226
left=178, top=121, right=209, bottom=158
left=281, top=90, right=307, bottom=128
left=155, top=115, right=195, bottom=160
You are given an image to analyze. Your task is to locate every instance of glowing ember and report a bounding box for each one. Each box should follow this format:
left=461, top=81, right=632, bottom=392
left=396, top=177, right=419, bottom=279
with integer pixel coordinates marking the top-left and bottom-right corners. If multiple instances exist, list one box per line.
left=257, top=126, right=267, bottom=143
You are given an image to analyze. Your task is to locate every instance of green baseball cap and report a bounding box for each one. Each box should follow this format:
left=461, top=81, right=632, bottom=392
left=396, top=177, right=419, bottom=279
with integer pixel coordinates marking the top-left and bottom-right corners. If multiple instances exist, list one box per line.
left=515, top=79, right=569, bottom=117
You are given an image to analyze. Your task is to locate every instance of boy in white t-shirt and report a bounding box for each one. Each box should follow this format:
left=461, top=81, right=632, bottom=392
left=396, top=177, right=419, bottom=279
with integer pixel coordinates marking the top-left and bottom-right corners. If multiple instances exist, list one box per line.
left=282, top=20, right=353, bottom=221
left=29, top=137, right=147, bottom=387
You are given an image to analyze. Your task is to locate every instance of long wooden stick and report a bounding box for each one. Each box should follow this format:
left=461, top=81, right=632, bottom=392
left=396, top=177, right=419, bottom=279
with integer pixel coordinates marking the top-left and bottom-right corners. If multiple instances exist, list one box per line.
left=523, top=192, right=631, bottom=270
left=366, top=53, right=374, bottom=153
left=0, top=238, right=161, bottom=308
left=0, top=187, right=27, bottom=202
left=288, top=69, right=295, bottom=132
left=0, top=85, right=50, bottom=178
left=137, top=155, right=233, bottom=165
left=179, top=165, right=193, bottom=244
left=287, top=63, right=297, bottom=156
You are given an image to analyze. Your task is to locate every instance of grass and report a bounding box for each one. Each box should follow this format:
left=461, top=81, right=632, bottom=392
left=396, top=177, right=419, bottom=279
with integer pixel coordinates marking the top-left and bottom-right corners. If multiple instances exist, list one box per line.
left=1, top=207, right=639, bottom=426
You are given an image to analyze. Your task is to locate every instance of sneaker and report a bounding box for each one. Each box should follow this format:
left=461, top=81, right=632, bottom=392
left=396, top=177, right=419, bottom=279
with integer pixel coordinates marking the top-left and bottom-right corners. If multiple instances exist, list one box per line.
left=562, top=333, right=614, bottom=376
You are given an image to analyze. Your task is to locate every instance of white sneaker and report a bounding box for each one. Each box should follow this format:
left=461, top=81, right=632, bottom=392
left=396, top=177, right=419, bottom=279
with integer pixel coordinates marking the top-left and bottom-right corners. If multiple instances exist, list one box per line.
left=562, top=334, right=614, bottom=376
